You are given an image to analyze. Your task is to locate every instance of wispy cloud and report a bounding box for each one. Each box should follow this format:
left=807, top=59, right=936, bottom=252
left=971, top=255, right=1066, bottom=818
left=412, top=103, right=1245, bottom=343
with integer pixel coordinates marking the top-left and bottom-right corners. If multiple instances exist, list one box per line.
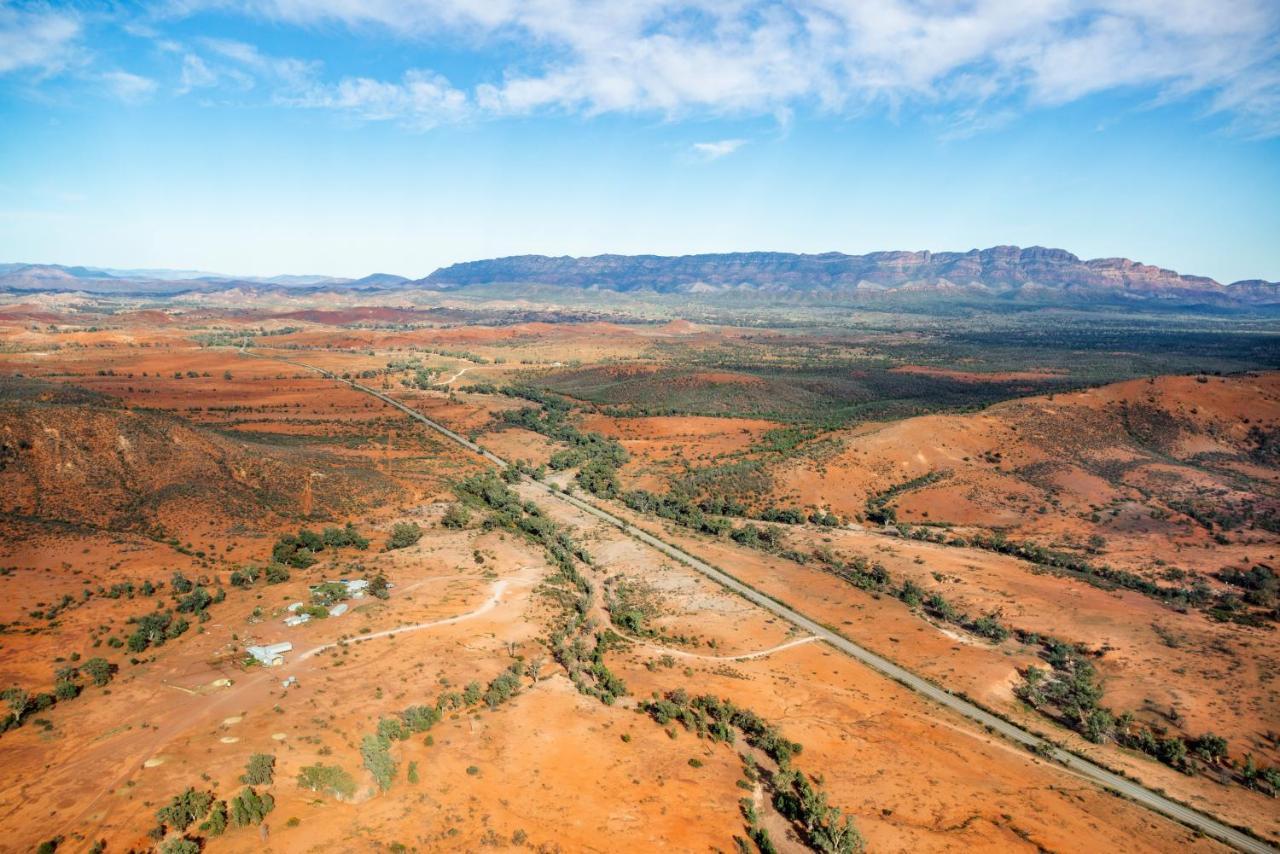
left=201, top=37, right=316, bottom=86
left=691, top=139, right=747, bottom=160
left=0, top=4, right=82, bottom=75
left=177, top=53, right=217, bottom=92
left=187, top=38, right=467, bottom=128
left=100, top=70, right=157, bottom=103
left=287, top=70, right=469, bottom=129
left=0, top=5, right=153, bottom=106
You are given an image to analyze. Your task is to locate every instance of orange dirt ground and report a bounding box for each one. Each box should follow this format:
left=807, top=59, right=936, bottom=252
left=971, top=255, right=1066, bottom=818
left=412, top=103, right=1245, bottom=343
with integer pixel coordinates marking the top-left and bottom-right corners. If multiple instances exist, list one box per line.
left=0, top=304, right=1275, bottom=852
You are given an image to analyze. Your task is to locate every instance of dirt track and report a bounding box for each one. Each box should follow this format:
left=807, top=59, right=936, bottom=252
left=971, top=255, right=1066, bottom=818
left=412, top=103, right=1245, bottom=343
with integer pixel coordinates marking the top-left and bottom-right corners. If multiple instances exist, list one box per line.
left=626, top=633, right=821, bottom=662
left=298, top=577, right=513, bottom=661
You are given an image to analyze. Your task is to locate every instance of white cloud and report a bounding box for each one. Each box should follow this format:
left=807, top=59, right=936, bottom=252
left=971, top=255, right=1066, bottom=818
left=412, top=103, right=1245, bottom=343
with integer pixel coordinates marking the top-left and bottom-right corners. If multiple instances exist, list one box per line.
left=178, top=53, right=217, bottom=92
left=0, top=4, right=82, bottom=75
left=163, top=0, right=1280, bottom=136
left=289, top=69, right=469, bottom=129
left=101, top=70, right=157, bottom=103
left=187, top=37, right=467, bottom=128
left=691, top=139, right=747, bottom=160
left=0, top=6, right=160, bottom=108
left=202, top=37, right=317, bottom=86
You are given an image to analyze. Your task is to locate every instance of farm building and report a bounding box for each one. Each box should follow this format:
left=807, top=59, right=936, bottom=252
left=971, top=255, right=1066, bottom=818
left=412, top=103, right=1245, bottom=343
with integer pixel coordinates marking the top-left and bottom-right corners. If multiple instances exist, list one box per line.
left=245, top=642, right=292, bottom=666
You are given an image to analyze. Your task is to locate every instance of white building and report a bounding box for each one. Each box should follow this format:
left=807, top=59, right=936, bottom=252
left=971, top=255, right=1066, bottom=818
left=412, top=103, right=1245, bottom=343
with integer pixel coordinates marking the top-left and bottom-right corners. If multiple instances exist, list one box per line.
left=284, top=614, right=311, bottom=627
left=329, top=603, right=349, bottom=617
left=245, top=642, right=292, bottom=666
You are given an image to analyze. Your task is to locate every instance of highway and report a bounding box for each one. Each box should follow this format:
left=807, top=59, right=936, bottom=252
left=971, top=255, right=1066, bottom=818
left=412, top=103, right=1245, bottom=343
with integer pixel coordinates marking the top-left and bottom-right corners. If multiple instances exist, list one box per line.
left=238, top=347, right=1274, bottom=854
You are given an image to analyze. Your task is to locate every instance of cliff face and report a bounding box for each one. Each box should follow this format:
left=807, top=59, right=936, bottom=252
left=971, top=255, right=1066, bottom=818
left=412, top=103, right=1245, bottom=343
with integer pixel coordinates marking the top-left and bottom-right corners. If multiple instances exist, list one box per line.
left=422, top=246, right=1279, bottom=305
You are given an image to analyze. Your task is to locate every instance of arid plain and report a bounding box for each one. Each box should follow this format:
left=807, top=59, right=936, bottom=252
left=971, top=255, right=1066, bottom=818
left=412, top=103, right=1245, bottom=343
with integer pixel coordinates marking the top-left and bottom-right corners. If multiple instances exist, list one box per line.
left=1, top=293, right=1277, bottom=853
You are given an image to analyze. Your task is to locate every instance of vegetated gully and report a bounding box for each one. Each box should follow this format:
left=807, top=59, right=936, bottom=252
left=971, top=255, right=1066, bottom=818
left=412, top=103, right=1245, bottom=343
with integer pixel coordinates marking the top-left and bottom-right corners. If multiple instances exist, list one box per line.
left=235, top=347, right=1274, bottom=854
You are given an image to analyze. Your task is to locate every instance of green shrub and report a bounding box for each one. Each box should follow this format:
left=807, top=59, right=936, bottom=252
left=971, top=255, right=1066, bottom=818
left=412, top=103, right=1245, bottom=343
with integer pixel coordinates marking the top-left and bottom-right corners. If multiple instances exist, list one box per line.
left=441, top=504, right=471, bottom=529
left=361, top=734, right=397, bottom=790
left=483, top=663, right=524, bottom=709
left=199, top=801, right=228, bottom=836
left=126, top=610, right=188, bottom=652
left=377, top=716, right=409, bottom=742
left=322, top=523, right=369, bottom=550
left=241, top=753, right=275, bottom=785
left=462, top=681, right=483, bottom=705
left=297, top=764, right=357, bottom=800
left=401, top=704, right=441, bottom=733
left=386, top=522, right=423, bottom=550
left=229, top=566, right=261, bottom=588
left=81, top=657, right=113, bottom=687
left=156, top=787, right=214, bottom=831
left=229, top=787, right=274, bottom=827
left=175, top=587, right=212, bottom=614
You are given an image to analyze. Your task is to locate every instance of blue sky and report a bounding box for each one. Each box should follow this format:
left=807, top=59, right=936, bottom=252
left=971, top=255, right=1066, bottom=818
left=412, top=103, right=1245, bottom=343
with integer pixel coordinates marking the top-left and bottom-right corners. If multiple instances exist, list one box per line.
left=1, top=1, right=1278, bottom=282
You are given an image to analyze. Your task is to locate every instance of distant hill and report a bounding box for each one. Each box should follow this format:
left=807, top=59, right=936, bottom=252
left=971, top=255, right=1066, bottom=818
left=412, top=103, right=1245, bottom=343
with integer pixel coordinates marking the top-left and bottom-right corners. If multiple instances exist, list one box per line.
left=0, top=264, right=361, bottom=295
left=421, top=246, right=1280, bottom=307
left=0, top=262, right=224, bottom=284
left=350, top=272, right=411, bottom=288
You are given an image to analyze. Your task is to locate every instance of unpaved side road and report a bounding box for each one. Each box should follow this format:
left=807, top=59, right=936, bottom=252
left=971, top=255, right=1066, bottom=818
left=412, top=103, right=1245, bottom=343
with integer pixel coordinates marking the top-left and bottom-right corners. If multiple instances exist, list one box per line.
left=624, top=633, right=821, bottom=662
left=298, top=578, right=511, bottom=661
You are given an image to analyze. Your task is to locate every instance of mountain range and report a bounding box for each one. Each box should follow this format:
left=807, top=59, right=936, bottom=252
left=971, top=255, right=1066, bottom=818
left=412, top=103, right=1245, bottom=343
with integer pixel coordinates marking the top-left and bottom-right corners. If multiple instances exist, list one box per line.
left=0, top=263, right=410, bottom=294
left=2, top=247, right=1276, bottom=308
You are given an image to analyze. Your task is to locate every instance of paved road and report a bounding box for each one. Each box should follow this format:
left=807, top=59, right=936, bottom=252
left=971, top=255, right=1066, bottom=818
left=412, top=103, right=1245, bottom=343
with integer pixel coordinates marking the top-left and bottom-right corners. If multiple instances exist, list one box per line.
left=239, top=348, right=1274, bottom=854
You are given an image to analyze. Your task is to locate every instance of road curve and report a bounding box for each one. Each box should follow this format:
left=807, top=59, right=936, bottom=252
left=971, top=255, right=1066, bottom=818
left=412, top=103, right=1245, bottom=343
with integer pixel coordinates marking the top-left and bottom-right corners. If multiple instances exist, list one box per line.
left=298, top=579, right=510, bottom=661
left=629, top=633, right=821, bottom=662
left=436, top=366, right=471, bottom=386
left=237, top=347, right=1274, bottom=854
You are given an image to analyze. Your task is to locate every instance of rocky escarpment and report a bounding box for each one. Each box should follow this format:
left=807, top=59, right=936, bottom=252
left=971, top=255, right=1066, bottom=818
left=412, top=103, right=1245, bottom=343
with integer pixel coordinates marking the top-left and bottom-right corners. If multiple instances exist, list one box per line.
left=421, top=246, right=1279, bottom=306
